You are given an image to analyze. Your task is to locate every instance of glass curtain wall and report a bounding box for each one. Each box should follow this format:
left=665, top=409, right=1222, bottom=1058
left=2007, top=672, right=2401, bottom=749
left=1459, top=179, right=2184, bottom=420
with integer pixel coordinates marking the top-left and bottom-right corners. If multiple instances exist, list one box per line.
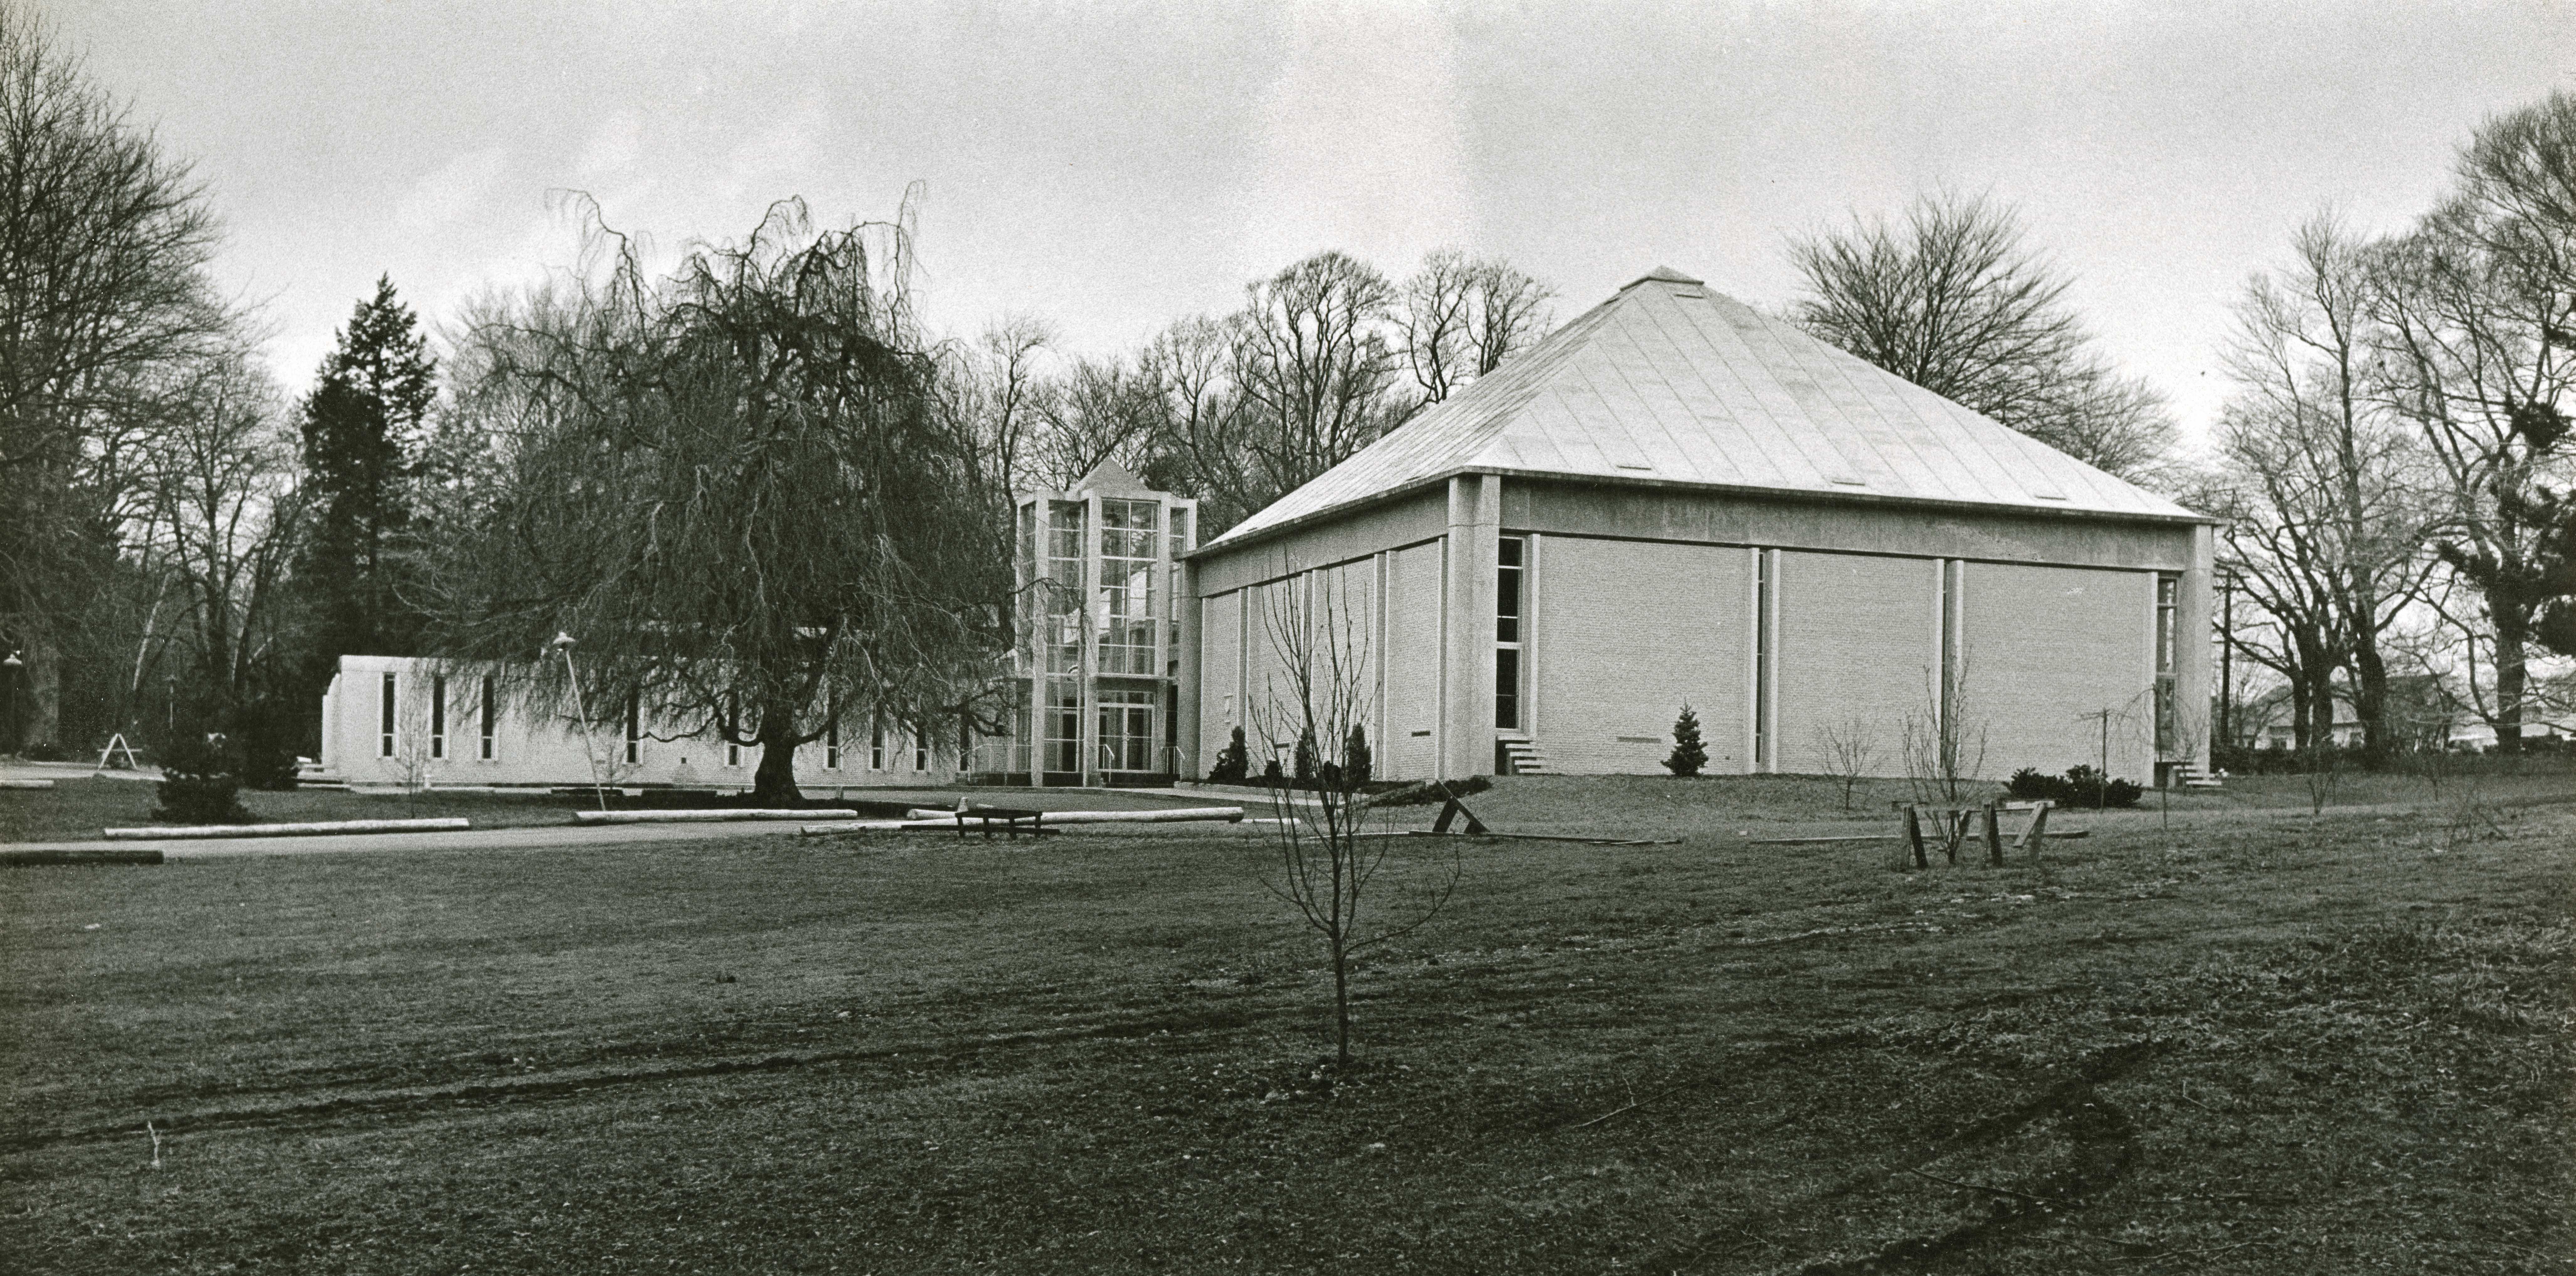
left=1099, top=500, right=1159, bottom=677
left=1044, top=501, right=1087, bottom=774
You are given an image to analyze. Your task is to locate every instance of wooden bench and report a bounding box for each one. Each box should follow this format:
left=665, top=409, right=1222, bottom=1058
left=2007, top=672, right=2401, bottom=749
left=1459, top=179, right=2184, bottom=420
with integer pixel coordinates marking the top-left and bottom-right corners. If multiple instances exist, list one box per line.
left=952, top=804, right=1048, bottom=841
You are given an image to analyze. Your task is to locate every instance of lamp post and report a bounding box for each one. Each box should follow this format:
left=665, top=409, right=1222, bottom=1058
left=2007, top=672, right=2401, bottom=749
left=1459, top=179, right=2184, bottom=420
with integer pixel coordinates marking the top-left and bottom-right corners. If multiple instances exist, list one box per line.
left=553, top=633, right=608, bottom=812
left=2, top=650, right=21, bottom=756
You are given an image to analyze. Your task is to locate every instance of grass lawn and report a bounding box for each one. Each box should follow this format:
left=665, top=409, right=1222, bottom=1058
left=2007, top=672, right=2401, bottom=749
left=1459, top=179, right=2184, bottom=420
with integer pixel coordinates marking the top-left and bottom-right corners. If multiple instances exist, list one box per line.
left=1, top=774, right=2569, bottom=1272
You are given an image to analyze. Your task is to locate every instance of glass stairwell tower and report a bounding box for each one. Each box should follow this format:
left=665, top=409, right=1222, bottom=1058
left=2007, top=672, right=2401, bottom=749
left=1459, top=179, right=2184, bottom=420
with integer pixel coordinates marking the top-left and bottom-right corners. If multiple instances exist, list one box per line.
left=977, top=460, right=1196, bottom=787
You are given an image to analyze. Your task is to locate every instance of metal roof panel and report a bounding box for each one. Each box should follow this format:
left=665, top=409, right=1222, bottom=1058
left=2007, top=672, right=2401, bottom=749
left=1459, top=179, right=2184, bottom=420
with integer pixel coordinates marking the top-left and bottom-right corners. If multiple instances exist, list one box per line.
left=1204, top=272, right=2204, bottom=550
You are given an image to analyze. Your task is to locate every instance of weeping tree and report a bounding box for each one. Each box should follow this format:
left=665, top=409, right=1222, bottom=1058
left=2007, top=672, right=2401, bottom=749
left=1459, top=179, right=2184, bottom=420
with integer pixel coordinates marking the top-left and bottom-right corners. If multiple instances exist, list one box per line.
left=426, top=196, right=1009, bottom=804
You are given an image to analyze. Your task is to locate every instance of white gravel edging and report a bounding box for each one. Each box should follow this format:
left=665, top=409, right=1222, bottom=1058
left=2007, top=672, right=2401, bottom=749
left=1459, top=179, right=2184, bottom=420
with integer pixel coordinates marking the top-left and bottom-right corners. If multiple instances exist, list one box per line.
left=901, top=806, right=1245, bottom=825
left=570, top=809, right=860, bottom=824
left=101, top=817, right=473, bottom=840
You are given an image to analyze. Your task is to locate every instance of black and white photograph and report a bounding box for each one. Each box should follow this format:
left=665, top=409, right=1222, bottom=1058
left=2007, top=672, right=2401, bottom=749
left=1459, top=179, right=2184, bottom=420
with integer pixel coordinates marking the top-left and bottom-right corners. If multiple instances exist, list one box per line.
left=3, top=1, right=2571, bottom=1270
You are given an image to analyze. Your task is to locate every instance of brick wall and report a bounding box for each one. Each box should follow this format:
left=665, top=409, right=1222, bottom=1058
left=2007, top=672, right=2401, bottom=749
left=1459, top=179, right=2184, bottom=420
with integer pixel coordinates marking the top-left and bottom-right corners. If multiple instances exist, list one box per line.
left=1775, top=551, right=1938, bottom=776
left=1527, top=536, right=1750, bottom=775
left=1958, top=562, right=2157, bottom=781
left=1385, top=540, right=1444, bottom=779
left=1198, top=587, right=1243, bottom=769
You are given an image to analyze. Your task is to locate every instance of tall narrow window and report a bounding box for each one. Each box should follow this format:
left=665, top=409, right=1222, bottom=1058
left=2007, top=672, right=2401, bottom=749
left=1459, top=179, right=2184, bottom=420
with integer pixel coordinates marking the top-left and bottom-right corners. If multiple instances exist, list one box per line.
left=478, top=675, right=497, bottom=761
left=825, top=717, right=841, bottom=770
left=2155, top=574, right=2180, bottom=754
left=624, top=695, right=640, bottom=765
left=1754, top=549, right=1776, bottom=771
left=1166, top=505, right=1192, bottom=675
left=871, top=716, right=884, bottom=770
left=914, top=731, right=929, bottom=771
left=379, top=672, right=396, bottom=757
left=1495, top=536, right=1524, bottom=730
left=429, top=675, right=446, bottom=759
left=724, top=695, right=741, bottom=768
left=1045, top=501, right=1086, bottom=683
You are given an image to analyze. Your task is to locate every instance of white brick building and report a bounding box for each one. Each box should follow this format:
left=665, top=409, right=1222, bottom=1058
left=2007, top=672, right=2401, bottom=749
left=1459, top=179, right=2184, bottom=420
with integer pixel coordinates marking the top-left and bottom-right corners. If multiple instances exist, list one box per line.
left=1182, top=267, right=2217, bottom=785
left=315, top=654, right=959, bottom=790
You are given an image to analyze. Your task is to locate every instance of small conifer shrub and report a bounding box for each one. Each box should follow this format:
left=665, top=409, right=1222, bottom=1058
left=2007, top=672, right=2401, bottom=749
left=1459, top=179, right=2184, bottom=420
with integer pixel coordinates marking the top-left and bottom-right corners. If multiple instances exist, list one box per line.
left=1665, top=703, right=1708, bottom=777
left=1343, top=724, right=1372, bottom=787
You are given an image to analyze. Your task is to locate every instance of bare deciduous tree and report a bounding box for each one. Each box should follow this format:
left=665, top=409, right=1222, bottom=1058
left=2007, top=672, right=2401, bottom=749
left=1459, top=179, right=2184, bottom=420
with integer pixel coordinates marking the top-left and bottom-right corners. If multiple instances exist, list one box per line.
left=0, top=4, right=236, bottom=746
left=1789, top=192, right=2179, bottom=482
left=2219, top=214, right=2439, bottom=756
left=1814, top=716, right=1877, bottom=810
left=938, top=313, right=1055, bottom=501
left=1030, top=353, right=1163, bottom=489
left=138, top=353, right=302, bottom=736
left=426, top=195, right=1008, bottom=804
left=2369, top=92, right=2576, bottom=752
left=1398, top=249, right=1554, bottom=407
left=1902, top=658, right=1987, bottom=806
left=1229, top=251, right=1409, bottom=518
left=1249, top=569, right=1455, bottom=1071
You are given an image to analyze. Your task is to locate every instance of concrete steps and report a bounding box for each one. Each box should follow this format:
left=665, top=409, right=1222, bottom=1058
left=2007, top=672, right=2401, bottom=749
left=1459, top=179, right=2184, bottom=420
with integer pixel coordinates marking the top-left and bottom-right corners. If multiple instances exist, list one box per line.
left=1500, top=739, right=1553, bottom=776
left=2169, top=762, right=2227, bottom=790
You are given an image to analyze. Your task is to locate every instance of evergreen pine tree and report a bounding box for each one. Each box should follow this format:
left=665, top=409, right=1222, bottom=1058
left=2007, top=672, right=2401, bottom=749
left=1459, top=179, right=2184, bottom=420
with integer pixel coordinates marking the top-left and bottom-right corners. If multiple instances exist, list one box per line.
left=1343, top=723, right=1372, bottom=787
left=1209, top=724, right=1250, bottom=783
left=1293, top=726, right=1319, bottom=786
left=1665, top=703, right=1708, bottom=777
left=297, top=276, right=436, bottom=674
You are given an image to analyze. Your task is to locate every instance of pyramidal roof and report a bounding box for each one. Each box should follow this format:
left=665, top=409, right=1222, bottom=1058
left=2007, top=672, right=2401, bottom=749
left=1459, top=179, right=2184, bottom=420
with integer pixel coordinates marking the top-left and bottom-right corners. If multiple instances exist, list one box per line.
left=1073, top=457, right=1154, bottom=496
left=1203, top=267, right=2204, bottom=551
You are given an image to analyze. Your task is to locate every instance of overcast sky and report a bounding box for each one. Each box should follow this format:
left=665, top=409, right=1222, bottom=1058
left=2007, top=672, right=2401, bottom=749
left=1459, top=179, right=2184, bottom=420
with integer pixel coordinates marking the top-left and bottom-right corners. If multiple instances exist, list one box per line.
left=55, top=0, right=2576, bottom=449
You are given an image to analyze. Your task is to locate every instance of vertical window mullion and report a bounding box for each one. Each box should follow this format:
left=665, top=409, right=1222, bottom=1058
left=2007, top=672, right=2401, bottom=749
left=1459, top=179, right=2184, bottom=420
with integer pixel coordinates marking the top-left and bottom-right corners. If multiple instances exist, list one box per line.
left=1496, top=535, right=1524, bottom=731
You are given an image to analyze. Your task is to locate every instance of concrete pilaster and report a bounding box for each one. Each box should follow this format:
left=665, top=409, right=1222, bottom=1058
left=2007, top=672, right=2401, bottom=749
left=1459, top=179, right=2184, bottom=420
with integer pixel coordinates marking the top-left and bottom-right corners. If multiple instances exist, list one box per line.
left=1176, top=554, right=1202, bottom=780
left=1441, top=473, right=1500, bottom=779
left=2181, top=522, right=2217, bottom=770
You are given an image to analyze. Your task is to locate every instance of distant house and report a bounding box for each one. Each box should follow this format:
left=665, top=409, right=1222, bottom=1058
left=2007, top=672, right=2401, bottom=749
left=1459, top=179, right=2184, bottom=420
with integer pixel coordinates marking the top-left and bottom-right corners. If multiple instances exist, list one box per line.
left=1180, top=267, right=2218, bottom=784
left=2235, top=674, right=2572, bottom=751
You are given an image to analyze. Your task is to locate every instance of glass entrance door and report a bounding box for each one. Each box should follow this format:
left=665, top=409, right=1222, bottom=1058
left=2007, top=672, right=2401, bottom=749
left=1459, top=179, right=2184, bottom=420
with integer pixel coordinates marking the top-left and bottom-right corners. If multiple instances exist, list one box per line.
left=1098, top=691, right=1157, bottom=773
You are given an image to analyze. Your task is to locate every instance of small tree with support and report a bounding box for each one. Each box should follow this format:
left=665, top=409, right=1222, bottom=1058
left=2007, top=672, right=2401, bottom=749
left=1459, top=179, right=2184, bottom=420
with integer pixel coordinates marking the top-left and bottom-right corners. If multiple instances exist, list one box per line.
left=1250, top=570, right=1457, bottom=1072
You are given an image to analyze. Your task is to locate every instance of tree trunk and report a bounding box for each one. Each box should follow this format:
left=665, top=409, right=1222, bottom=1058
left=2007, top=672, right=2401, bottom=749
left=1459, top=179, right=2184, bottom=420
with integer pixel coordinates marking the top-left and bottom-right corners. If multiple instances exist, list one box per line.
left=23, top=635, right=62, bottom=751
left=1331, top=935, right=1352, bottom=1069
left=751, top=710, right=803, bottom=806
left=2350, top=642, right=2389, bottom=760
left=2287, top=671, right=2313, bottom=752
left=2305, top=664, right=2338, bottom=752
left=2494, top=612, right=2528, bottom=755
